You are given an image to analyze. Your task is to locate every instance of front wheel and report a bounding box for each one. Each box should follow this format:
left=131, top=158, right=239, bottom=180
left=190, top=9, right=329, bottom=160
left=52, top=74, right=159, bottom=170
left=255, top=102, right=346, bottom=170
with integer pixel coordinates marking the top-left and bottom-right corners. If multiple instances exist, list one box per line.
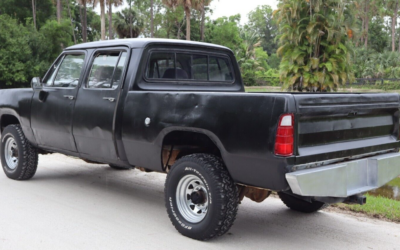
left=278, top=192, right=329, bottom=213
left=1, top=125, right=38, bottom=180
left=165, top=154, right=239, bottom=241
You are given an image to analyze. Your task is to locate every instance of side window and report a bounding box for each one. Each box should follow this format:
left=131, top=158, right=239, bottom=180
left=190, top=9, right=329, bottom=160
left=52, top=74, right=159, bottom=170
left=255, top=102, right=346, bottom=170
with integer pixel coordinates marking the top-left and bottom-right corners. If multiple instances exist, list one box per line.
left=44, top=54, right=85, bottom=88
left=87, top=52, right=120, bottom=89
left=145, top=51, right=234, bottom=83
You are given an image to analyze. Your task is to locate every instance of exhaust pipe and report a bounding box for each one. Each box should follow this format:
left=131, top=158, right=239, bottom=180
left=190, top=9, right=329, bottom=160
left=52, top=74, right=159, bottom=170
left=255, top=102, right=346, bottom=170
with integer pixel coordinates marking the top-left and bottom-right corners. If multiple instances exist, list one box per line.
left=343, top=195, right=367, bottom=205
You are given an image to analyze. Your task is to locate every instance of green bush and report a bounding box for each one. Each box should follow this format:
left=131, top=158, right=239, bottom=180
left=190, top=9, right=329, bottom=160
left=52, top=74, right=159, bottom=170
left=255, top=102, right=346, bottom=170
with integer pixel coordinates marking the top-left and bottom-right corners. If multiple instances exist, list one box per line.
left=0, top=15, right=73, bottom=88
left=0, top=15, right=32, bottom=88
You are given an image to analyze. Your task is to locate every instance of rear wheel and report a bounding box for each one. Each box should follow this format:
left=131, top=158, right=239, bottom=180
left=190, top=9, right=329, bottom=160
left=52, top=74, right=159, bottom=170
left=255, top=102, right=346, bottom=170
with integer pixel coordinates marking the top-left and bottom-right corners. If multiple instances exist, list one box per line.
left=165, top=154, right=239, bottom=241
left=1, top=125, right=38, bottom=180
left=278, top=192, right=329, bottom=213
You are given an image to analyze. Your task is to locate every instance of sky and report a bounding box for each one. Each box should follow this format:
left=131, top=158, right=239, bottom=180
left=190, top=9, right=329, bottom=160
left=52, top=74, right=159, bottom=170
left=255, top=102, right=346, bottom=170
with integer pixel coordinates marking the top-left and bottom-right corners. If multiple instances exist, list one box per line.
left=210, top=0, right=278, bottom=24
left=95, top=0, right=279, bottom=25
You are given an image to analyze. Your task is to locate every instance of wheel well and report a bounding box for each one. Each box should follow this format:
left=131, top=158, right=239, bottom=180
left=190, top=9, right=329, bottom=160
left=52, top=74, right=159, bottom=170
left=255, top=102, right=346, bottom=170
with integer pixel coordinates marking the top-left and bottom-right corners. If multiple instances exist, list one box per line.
left=1, top=115, right=20, bottom=133
left=161, top=131, right=222, bottom=171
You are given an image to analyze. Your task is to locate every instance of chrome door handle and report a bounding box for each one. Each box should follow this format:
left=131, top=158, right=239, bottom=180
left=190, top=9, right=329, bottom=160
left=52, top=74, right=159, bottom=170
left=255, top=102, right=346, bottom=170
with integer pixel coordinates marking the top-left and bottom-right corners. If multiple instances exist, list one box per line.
left=63, top=95, right=74, bottom=100
left=103, top=97, right=115, bottom=102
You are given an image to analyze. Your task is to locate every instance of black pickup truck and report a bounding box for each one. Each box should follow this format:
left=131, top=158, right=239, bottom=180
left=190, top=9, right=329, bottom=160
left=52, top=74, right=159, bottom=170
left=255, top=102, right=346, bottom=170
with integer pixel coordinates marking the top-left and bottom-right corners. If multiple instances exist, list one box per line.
left=1, top=39, right=400, bottom=240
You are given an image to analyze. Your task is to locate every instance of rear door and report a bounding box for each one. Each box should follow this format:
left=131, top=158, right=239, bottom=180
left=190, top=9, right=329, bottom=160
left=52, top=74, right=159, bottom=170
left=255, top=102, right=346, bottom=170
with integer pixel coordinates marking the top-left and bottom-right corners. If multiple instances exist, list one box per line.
left=31, top=51, right=87, bottom=152
left=72, top=48, right=129, bottom=161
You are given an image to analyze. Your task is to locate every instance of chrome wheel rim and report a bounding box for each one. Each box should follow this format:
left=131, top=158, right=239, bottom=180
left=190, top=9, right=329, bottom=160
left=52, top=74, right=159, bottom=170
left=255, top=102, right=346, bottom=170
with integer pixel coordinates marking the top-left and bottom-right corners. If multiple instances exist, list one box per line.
left=4, top=137, right=18, bottom=170
left=176, top=174, right=209, bottom=223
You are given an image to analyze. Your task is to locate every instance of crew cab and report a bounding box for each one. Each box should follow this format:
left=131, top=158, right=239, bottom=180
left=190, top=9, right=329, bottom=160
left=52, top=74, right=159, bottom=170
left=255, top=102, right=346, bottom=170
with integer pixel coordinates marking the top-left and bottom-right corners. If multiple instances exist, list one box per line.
left=1, top=39, right=400, bottom=240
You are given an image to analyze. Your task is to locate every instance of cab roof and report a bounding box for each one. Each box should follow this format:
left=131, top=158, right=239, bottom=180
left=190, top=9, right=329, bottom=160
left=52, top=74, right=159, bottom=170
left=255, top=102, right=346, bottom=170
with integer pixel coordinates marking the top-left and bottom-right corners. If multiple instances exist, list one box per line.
left=65, top=38, right=230, bottom=51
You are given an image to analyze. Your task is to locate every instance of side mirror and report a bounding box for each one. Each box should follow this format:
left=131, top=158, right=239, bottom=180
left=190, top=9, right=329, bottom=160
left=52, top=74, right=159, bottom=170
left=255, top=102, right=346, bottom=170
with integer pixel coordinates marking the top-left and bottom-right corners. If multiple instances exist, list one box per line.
left=31, top=77, right=42, bottom=89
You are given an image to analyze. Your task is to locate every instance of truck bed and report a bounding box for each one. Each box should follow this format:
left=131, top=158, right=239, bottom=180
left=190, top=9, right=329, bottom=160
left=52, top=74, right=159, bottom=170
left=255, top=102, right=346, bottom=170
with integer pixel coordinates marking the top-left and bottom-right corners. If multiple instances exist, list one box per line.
left=120, top=91, right=400, bottom=191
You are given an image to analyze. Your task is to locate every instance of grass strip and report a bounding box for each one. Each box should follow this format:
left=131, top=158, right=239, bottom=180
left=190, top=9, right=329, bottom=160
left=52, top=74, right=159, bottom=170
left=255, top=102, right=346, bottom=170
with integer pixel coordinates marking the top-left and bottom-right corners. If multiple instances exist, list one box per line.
left=334, top=194, right=400, bottom=223
left=388, top=177, right=400, bottom=188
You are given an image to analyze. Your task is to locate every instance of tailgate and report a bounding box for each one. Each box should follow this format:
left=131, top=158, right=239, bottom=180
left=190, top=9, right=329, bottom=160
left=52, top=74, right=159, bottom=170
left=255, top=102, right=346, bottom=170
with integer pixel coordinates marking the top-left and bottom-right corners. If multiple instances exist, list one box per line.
left=293, top=93, right=400, bottom=165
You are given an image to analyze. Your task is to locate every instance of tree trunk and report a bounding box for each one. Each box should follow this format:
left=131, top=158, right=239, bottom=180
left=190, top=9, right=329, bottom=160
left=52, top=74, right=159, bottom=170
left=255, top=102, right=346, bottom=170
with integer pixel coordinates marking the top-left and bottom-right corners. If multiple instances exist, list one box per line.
left=66, top=0, right=76, bottom=44
left=81, top=1, right=87, bottom=43
left=57, top=0, right=62, bottom=23
left=185, top=8, right=190, bottom=41
left=176, top=20, right=181, bottom=39
left=398, top=26, right=400, bottom=52
left=32, top=0, right=36, bottom=30
left=360, top=18, right=364, bottom=44
left=392, top=2, right=398, bottom=52
left=200, top=3, right=205, bottom=41
left=108, top=0, right=113, bottom=39
left=129, top=0, right=132, bottom=38
left=100, top=0, right=106, bottom=40
left=151, top=0, right=154, bottom=38
left=364, top=0, right=369, bottom=49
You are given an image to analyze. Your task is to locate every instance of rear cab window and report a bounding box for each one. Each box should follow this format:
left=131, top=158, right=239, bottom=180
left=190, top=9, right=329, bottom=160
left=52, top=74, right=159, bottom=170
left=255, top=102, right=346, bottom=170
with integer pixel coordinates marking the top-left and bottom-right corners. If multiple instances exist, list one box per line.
left=144, top=50, right=235, bottom=84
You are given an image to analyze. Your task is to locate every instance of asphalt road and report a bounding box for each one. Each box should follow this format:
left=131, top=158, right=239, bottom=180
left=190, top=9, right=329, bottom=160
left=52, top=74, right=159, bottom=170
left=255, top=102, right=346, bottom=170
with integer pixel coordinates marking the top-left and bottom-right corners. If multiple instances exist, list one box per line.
left=0, top=154, right=399, bottom=250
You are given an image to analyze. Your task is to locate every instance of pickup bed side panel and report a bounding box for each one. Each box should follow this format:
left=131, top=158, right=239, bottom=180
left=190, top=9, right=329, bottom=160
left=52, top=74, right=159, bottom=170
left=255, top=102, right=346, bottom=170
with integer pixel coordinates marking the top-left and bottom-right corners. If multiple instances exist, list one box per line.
left=0, top=89, right=36, bottom=145
left=121, top=92, right=296, bottom=190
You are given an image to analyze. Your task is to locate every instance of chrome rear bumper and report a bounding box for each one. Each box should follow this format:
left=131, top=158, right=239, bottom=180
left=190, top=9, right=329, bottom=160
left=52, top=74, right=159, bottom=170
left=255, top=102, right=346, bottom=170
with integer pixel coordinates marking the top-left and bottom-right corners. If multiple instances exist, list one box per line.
left=286, top=152, right=400, bottom=197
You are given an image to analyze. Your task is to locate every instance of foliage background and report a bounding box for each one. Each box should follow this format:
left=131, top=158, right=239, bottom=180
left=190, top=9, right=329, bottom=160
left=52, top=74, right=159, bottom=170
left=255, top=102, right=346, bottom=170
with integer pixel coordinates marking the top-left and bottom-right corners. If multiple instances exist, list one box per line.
left=3, top=0, right=400, bottom=90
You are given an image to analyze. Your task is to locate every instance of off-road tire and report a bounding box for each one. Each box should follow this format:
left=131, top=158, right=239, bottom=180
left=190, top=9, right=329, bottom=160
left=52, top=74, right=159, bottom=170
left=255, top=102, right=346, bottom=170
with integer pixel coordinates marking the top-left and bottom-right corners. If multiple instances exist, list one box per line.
left=109, top=164, right=131, bottom=170
left=1, top=125, right=38, bottom=180
left=165, top=154, right=239, bottom=241
left=278, top=192, right=329, bottom=213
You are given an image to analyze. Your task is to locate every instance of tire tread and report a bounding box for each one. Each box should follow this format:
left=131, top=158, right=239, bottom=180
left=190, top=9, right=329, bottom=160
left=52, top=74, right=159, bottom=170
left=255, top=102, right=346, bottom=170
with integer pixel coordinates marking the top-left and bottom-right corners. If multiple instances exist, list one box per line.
left=165, top=153, right=239, bottom=241
left=2, top=125, right=38, bottom=180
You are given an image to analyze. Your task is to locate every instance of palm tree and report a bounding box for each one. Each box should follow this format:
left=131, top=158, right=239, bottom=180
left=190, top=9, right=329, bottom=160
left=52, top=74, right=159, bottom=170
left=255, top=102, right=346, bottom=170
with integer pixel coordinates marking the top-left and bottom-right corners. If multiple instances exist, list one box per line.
left=107, top=0, right=124, bottom=39
left=57, top=0, right=62, bottom=23
left=113, top=8, right=143, bottom=38
left=127, top=0, right=134, bottom=37
left=162, top=0, right=202, bottom=40
left=200, top=0, right=212, bottom=41
left=150, top=0, right=154, bottom=37
left=275, top=0, right=357, bottom=91
left=387, top=0, right=399, bottom=51
left=237, top=30, right=261, bottom=62
left=77, top=0, right=88, bottom=42
left=100, top=0, right=106, bottom=40
left=32, top=0, right=37, bottom=30
left=91, top=0, right=106, bottom=40
left=65, top=0, right=77, bottom=44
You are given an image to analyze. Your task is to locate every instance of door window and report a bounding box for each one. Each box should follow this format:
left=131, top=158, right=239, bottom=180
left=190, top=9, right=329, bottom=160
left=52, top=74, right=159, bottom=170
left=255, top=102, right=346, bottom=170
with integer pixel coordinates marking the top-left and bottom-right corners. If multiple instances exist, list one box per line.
left=86, top=51, right=127, bottom=89
left=111, top=52, right=127, bottom=89
left=44, top=54, right=85, bottom=88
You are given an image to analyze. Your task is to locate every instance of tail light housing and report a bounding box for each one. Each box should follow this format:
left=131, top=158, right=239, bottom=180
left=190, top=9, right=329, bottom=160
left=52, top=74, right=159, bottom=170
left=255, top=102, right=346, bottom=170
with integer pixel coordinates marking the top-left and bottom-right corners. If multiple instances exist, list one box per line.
left=275, top=114, right=294, bottom=156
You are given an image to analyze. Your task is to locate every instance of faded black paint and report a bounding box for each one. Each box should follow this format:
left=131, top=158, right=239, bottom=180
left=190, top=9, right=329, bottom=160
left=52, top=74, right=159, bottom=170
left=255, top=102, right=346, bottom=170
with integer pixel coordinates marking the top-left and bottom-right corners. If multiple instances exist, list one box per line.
left=1, top=39, right=400, bottom=192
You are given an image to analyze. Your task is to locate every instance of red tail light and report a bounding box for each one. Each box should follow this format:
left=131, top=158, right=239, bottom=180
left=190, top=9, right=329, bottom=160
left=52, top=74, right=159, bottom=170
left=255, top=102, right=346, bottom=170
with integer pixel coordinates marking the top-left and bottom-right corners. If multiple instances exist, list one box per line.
left=275, top=114, right=294, bottom=156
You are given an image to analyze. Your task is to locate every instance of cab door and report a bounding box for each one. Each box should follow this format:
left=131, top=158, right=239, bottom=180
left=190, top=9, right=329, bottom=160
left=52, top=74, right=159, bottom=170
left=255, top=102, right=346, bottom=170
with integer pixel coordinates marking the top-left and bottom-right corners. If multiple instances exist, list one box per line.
left=31, top=52, right=87, bottom=152
left=72, top=48, right=129, bottom=162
